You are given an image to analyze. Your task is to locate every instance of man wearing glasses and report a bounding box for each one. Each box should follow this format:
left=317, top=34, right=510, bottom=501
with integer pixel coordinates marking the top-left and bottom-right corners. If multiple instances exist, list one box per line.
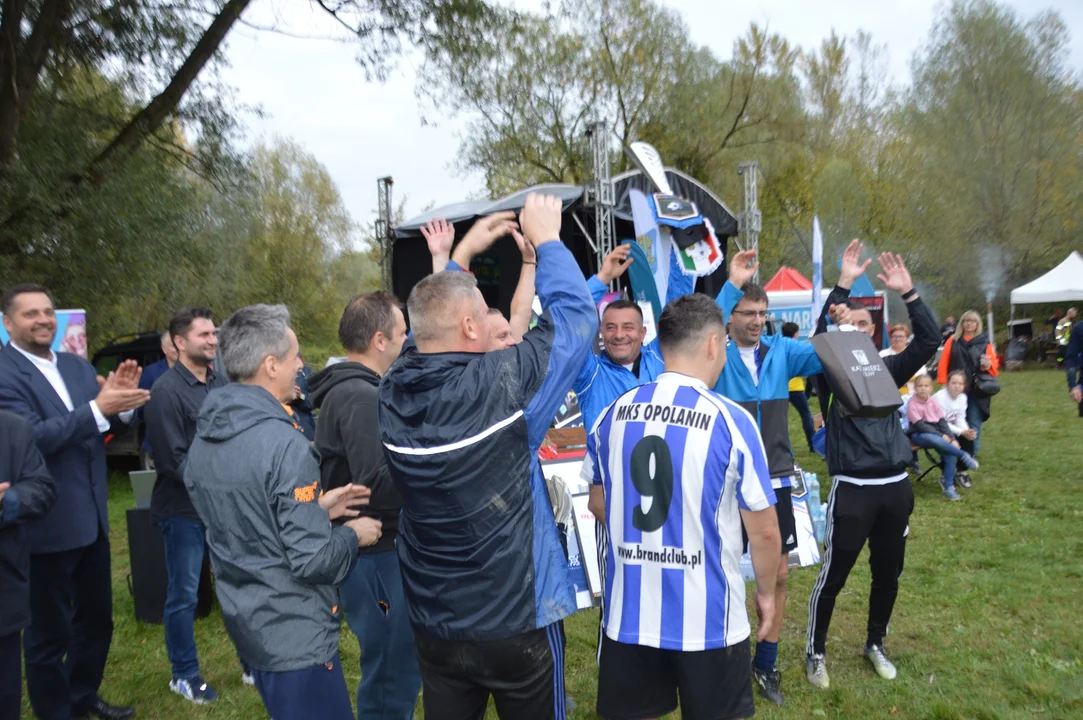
left=710, top=245, right=859, bottom=706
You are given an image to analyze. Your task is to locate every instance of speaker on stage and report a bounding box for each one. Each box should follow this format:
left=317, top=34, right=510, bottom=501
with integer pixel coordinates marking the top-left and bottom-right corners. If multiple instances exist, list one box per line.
left=125, top=506, right=215, bottom=625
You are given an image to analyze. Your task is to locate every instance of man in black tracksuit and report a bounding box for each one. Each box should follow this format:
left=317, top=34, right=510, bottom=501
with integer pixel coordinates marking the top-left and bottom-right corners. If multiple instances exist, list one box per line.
left=804, top=246, right=939, bottom=689
left=307, top=291, right=417, bottom=720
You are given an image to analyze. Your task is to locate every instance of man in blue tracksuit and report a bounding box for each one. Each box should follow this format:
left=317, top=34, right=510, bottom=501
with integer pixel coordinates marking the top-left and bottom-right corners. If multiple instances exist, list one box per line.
left=711, top=247, right=851, bottom=706
left=575, top=244, right=695, bottom=434
left=377, top=194, right=597, bottom=720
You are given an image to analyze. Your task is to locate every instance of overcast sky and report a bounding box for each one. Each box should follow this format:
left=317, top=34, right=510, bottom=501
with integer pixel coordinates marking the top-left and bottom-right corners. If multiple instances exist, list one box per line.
left=220, top=0, right=1083, bottom=242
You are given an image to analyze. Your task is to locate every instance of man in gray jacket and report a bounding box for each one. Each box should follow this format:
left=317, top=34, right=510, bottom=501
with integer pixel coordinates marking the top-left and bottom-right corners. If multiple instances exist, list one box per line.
left=183, top=304, right=382, bottom=720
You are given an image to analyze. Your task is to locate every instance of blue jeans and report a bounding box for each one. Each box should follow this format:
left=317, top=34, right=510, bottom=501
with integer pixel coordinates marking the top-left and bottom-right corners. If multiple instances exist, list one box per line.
left=789, top=390, right=816, bottom=451
left=911, top=433, right=970, bottom=488
left=340, top=549, right=421, bottom=720
left=253, top=656, right=354, bottom=720
left=159, top=516, right=206, bottom=680
left=965, top=401, right=985, bottom=456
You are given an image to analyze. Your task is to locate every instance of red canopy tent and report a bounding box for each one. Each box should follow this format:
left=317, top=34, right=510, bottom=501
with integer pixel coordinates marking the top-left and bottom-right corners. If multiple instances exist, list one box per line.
left=764, top=266, right=813, bottom=292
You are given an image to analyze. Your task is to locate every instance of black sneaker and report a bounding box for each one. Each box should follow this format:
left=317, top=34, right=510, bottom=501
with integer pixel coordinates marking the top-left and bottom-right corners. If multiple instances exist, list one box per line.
left=957, top=472, right=972, bottom=489
left=752, top=665, right=784, bottom=706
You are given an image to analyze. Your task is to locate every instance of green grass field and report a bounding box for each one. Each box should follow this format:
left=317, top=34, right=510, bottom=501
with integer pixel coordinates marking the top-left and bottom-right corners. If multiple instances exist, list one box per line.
left=18, top=369, right=1083, bottom=719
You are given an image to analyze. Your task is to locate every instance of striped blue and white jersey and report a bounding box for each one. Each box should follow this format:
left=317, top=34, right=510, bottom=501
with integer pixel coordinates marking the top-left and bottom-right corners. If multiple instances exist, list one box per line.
left=582, top=372, right=776, bottom=651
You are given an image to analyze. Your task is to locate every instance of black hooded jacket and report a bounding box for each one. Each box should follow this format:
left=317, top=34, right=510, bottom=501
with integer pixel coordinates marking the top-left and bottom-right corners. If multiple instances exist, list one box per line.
left=309, top=361, right=399, bottom=553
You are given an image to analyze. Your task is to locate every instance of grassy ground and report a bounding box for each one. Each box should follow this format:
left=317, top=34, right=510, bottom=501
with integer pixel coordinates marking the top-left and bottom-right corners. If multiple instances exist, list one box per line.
left=18, top=369, right=1083, bottom=719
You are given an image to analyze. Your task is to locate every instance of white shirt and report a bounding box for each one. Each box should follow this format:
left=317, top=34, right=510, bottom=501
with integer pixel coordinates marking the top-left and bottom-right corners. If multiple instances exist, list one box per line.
left=10, top=343, right=132, bottom=432
left=738, top=345, right=759, bottom=385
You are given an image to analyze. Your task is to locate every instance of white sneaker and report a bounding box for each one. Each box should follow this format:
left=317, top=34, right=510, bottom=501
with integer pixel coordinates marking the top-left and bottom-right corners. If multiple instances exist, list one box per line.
left=241, top=670, right=255, bottom=686
left=806, top=653, right=830, bottom=689
left=864, top=644, right=897, bottom=680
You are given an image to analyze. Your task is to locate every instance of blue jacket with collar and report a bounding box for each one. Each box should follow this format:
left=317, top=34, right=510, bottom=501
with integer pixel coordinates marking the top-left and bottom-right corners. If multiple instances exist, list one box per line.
left=712, top=282, right=828, bottom=486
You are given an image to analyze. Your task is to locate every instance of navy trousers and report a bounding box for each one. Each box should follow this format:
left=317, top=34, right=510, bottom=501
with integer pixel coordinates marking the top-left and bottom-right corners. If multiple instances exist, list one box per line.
left=252, top=656, right=354, bottom=720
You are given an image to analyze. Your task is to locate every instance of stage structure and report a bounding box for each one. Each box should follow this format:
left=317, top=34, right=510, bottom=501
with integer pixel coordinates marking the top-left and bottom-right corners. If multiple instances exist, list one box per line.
left=585, top=121, right=616, bottom=288
left=375, top=176, right=394, bottom=292
left=737, top=161, right=761, bottom=284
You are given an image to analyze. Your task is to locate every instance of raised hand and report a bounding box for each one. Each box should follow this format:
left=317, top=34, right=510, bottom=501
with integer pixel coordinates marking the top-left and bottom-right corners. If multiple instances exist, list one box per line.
left=597, top=245, right=634, bottom=284
left=829, top=303, right=852, bottom=326
left=519, top=194, right=563, bottom=247
left=839, top=239, right=873, bottom=289
left=729, top=248, right=759, bottom=290
left=95, top=371, right=150, bottom=415
left=421, top=218, right=455, bottom=258
left=875, top=252, right=914, bottom=296
left=318, top=483, right=372, bottom=520
left=345, top=516, right=383, bottom=547
left=112, top=359, right=143, bottom=390
left=452, top=211, right=519, bottom=269
left=511, top=229, right=536, bottom=265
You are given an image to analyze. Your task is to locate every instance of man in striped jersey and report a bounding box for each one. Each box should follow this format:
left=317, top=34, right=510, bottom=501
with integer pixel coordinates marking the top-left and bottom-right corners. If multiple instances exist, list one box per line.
left=584, top=294, right=781, bottom=720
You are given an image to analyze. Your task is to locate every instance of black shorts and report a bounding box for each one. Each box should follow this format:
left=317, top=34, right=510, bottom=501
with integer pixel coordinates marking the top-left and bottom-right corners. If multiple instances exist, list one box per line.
left=414, top=623, right=567, bottom=720
left=743, top=485, right=797, bottom=555
left=596, top=634, right=754, bottom=720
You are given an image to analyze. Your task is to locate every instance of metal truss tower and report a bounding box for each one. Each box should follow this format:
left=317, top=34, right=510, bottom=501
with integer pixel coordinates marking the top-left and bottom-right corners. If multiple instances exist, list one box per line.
left=737, top=161, right=762, bottom=284
left=586, top=121, right=615, bottom=285
left=375, top=176, right=394, bottom=292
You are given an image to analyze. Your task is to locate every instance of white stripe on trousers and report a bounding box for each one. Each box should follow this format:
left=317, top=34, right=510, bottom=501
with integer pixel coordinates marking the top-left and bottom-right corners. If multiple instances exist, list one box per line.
left=547, top=623, right=566, bottom=720
left=806, top=478, right=840, bottom=656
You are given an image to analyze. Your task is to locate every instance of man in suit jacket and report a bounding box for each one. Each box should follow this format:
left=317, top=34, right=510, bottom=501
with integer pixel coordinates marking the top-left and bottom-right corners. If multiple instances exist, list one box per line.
left=0, top=410, right=57, bottom=719
left=0, top=283, right=149, bottom=720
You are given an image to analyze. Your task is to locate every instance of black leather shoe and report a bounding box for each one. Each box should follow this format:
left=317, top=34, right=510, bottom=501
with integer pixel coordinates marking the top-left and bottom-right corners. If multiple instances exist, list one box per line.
left=74, top=697, right=136, bottom=720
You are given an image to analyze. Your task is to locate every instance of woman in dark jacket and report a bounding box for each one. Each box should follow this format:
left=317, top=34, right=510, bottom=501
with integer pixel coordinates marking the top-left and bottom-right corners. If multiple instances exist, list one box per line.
left=937, top=310, right=998, bottom=462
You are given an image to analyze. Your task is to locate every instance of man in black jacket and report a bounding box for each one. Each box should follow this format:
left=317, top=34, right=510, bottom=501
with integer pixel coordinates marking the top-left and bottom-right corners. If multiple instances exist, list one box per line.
left=0, top=410, right=57, bottom=719
left=309, top=291, right=414, bottom=720
left=804, top=245, right=939, bottom=690
left=143, top=306, right=228, bottom=705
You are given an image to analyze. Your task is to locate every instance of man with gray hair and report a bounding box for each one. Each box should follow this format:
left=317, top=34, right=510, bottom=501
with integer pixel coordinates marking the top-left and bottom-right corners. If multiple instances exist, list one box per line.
left=379, top=194, right=597, bottom=720
left=183, top=304, right=382, bottom=720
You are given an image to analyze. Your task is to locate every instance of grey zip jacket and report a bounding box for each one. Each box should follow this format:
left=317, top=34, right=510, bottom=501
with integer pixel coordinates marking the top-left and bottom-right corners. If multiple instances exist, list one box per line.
left=183, top=383, right=357, bottom=672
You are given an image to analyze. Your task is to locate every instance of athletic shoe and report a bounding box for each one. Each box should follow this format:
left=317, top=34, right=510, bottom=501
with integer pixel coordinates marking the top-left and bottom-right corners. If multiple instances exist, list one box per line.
left=806, top=654, right=830, bottom=689
left=241, top=670, right=255, bottom=686
left=957, top=472, right=972, bottom=488
left=960, top=453, right=979, bottom=471
left=864, top=644, right=897, bottom=680
left=937, top=474, right=947, bottom=492
left=752, top=666, right=784, bottom=705
left=169, top=676, right=219, bottom=704
left=943, top=486, right=961, bottom=501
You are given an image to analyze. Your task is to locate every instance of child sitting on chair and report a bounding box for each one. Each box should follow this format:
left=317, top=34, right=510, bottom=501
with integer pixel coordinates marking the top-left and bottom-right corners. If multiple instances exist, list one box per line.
left=933, top=370, right=979, bottom=488
left=907, top=374, right=979, bottom=501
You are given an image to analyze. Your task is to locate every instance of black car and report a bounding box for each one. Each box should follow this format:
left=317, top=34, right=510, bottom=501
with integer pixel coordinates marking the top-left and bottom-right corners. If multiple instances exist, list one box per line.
left=92, top=332, right=165, bottom=468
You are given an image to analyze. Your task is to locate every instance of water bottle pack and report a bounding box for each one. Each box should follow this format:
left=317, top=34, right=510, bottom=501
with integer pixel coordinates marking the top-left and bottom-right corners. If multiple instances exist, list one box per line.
left=804, top=472, right=827, bottom=544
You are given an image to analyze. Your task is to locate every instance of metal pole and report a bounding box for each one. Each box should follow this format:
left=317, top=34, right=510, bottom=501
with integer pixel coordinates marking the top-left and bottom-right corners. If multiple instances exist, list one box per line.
left=587, top=121, right=615, bottom=287
left=376, top=176, right=394, bottom=292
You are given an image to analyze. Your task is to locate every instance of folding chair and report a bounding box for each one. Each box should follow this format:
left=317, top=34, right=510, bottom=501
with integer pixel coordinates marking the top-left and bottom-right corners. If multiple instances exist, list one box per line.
left=910, top=445, right=944, bottom=483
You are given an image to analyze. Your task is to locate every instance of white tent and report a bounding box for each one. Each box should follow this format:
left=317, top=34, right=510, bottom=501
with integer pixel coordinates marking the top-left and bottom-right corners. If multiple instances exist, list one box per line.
left=1010, top=251, right=1083, bottom=304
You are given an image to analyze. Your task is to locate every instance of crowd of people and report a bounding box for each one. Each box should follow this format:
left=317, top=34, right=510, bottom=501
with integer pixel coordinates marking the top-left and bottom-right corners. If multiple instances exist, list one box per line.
left=0, top=191, right=1076, bottom=720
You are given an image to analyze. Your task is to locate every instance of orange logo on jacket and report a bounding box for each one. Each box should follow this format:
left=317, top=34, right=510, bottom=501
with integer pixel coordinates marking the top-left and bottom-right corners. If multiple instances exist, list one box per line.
left=293, top=480, right=320, bottom=503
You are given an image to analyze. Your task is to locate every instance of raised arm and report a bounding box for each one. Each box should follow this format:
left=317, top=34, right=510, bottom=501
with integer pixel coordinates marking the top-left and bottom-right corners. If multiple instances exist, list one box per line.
left=450, top=212, right=519, bottom=271
left=511, top=195, right=598, bottom=451
left=509, top=230, right=537, bottom=343
left=872, top=253, right=939, bottom=387
left=587, top=245, right=635, bottom=305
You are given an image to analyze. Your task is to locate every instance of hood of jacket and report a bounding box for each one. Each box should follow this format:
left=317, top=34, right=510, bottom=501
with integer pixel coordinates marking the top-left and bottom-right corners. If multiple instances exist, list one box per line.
left=308, top=361, right=380, bottom=409
left=196, top=383, right=294, bottom=443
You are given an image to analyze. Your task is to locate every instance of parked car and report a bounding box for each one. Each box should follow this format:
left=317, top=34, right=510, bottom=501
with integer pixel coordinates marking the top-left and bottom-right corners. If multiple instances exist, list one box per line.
left=92, top=332, right=165, bottom=468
